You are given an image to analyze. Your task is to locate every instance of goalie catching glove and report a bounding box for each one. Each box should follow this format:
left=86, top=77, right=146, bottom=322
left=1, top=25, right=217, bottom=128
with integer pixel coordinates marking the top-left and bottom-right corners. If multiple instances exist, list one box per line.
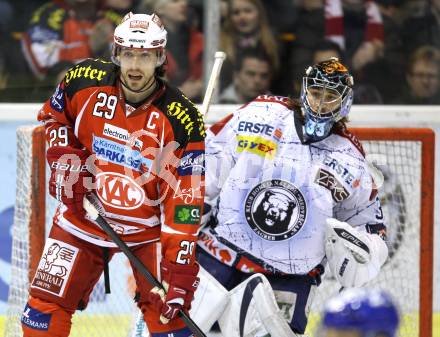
left=325, top=218, right=388, bottom=288
left=148, top=260, right=200, bottom=324
left=47, top=146, right=94, bottom=216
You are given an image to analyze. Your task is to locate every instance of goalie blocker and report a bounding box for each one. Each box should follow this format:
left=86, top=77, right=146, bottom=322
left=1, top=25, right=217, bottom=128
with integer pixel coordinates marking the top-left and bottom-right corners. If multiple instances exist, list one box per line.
left=325, top=218, right=388, bottom=288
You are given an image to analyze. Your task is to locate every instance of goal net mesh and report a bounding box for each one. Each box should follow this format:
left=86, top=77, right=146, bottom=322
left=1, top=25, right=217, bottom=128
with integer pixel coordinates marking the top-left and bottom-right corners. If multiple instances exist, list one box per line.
left=305, top=137, right=429, bottom=337
left=6, top=125, right=433, bottom=337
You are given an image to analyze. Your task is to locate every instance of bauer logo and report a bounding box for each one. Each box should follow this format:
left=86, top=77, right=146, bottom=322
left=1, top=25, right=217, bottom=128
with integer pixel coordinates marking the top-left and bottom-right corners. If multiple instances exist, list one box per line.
left=177, top=150, right=204, bottom=176
left=244, top=180, right=307, bottom=241
left=96, top=172, right=146, bottom=210
left=236, top=135, right=277, bottom=159
left=174, top=205, right=201, bottom=224
left=31, top=239, right=79, bottom=297
left=21, top=304, right=51, bottom=331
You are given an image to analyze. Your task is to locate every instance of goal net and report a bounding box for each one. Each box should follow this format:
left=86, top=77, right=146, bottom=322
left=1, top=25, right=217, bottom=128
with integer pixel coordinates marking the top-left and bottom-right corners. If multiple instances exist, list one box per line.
left=304, top=128, right=434, bottom=337
left=6, top=125, right=434, bottom=337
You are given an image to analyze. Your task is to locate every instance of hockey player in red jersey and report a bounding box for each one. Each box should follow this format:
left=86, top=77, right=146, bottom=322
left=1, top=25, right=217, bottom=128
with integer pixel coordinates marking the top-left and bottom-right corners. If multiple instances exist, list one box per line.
left=21, top=12, right=205, bottom=337
left=190, top=58, right=389, bottom=336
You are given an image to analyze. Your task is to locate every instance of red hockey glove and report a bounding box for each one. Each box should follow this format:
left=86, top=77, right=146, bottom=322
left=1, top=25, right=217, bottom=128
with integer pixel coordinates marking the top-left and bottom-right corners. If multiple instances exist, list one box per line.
left=47, top=146, right=94, bottom=215
left=148, top=260, right=200, bottom=324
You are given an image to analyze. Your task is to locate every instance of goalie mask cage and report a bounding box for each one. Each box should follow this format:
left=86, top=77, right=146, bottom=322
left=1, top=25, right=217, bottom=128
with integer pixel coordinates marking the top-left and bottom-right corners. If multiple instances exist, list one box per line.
left=6, top=125, right=434, bottom=337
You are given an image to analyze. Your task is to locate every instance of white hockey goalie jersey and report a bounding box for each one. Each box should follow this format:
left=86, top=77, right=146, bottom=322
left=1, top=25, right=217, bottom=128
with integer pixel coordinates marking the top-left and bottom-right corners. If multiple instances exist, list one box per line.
left=199, top=95, right=385, bottom=275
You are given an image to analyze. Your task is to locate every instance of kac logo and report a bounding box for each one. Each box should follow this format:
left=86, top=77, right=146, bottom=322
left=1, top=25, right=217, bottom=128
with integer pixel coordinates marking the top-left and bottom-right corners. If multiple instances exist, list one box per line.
left=96, top=172, right=145, bottom=209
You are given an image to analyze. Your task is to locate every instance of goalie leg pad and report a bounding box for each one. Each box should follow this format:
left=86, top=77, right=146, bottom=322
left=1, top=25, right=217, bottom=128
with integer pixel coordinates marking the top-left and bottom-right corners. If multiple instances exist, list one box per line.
left=189, top=265, right=230, bottom=333
left=218, top=273, right=300, bottom=337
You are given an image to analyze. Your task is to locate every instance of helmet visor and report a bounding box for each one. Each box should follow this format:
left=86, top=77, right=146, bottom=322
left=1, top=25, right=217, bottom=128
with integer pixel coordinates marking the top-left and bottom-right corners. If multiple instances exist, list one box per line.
left=303, top=78, right=349, bottom=119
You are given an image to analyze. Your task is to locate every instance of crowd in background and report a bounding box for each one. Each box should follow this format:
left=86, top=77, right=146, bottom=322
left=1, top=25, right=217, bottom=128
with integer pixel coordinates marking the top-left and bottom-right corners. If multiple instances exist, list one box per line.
left=0, top=0, right=439, bottom=105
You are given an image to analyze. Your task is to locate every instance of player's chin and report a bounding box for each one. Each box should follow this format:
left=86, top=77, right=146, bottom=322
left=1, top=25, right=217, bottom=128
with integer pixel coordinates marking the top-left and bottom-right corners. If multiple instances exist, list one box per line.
left=128, top=79, right=147, bottom=90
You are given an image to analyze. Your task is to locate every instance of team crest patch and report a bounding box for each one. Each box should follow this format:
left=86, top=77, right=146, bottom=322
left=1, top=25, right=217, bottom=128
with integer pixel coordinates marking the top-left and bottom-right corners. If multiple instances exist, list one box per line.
left=31, top=238, right=79, bottom=297
left=244, top=180, right=307, bottom=241
left=50, top=83, right=65, bottom=112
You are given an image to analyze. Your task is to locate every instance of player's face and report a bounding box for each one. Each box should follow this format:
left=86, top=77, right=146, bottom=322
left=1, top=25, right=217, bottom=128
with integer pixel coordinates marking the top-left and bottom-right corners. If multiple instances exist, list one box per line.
left=119, top=48, right=158, bottom=91
left=305, top=86, right=342, bottom=116
left=230, top=0, right=259, bottom=34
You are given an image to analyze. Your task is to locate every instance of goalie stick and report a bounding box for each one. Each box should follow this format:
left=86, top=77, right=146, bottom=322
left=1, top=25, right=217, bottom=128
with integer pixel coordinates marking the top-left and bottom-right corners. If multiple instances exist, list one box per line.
left=83, top=195, right=207, bottom=337
left=200, top=51, right=227, bottom=118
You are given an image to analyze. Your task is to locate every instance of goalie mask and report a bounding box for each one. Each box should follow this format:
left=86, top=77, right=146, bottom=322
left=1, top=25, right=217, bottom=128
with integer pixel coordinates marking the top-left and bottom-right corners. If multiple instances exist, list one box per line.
left=300, top=58, right=354, bottom=142
left=320, top=288, right=399, bottom=337
left=112, top=12, right=167, bottom=67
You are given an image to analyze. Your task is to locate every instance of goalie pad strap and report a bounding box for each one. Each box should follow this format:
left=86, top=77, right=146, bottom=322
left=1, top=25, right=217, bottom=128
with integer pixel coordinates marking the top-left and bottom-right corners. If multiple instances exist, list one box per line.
left=239, top=277, right=260, bottom=337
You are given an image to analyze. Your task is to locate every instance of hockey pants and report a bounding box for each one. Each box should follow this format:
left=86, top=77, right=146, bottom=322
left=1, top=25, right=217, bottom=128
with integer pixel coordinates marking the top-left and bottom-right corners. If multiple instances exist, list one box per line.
left=22, top=224, right=190, bottom=336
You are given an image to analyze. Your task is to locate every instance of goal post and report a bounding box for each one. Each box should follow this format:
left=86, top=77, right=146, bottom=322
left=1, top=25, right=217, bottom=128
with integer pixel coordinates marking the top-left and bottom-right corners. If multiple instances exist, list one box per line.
left=6, top=125, right=435, bottom=337
left=352, top=127, right=435, bottom=337
left=5, top=126, right=46, bottom=337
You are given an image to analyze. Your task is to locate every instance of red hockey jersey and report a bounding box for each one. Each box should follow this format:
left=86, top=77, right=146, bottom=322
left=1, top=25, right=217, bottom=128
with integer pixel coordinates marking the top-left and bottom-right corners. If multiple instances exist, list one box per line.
left=38, top=58, right=205, bottom=264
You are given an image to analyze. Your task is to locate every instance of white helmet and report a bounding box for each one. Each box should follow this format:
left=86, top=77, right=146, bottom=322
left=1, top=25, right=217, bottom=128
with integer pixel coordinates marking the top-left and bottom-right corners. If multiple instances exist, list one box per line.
left=112, top=12, right=167, bottom=66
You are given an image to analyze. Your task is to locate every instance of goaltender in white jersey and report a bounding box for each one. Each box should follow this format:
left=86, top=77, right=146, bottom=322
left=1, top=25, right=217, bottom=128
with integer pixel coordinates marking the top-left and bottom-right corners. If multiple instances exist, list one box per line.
left=191, top=58, right=389, bottom=337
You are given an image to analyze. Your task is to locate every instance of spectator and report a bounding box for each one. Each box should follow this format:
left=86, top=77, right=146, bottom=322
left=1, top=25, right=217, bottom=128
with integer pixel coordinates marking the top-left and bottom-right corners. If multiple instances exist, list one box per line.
left=219, top=48, right=272, bottom=104
left=325, top=0, right=385, bottom=72
left=89, top=0, right=135, bottom=60
left=395, top=45, right=440, bottom=104
left=139, top=0, right=204, bottom=102
left=312, top=39, right=344, bottom=64
left=358, top=0, right=405, bottom=103
left=21, top=0, right=100, bottom=81
left=0, top=1, right=42, bottom=101
left=290, top=0, right=385, bottom=96
left=401, top=0, right=440, bottom=53
left=220, top=0, right=279, bottom=90
left=325, top=0, right=386, bottom=103
left=321, top=288, right=400, bottom=337
left=288, top=0, right=326, bottom=97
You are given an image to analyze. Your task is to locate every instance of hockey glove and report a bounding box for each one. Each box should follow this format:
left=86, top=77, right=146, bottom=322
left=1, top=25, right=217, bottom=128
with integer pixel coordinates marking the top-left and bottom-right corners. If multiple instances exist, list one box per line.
left=47, top=146, right=94, bottom=216
left=148, top=260, right=200, bottom=324
left=325, top=218, right=388, bottom=288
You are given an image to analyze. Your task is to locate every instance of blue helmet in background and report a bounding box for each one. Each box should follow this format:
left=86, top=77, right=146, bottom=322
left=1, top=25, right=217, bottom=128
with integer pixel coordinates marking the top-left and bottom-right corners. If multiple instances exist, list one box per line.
left=300, top=57, right=354, bottom=142
left=321, top=288, right=400, bottom=337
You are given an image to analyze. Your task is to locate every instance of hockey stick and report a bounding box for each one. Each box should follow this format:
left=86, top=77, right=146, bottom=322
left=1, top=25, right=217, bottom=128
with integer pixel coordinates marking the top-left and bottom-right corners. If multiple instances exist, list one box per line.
left=83, top=195, right=207, bottom=337
left=200, top=51, right=226, bottom=118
